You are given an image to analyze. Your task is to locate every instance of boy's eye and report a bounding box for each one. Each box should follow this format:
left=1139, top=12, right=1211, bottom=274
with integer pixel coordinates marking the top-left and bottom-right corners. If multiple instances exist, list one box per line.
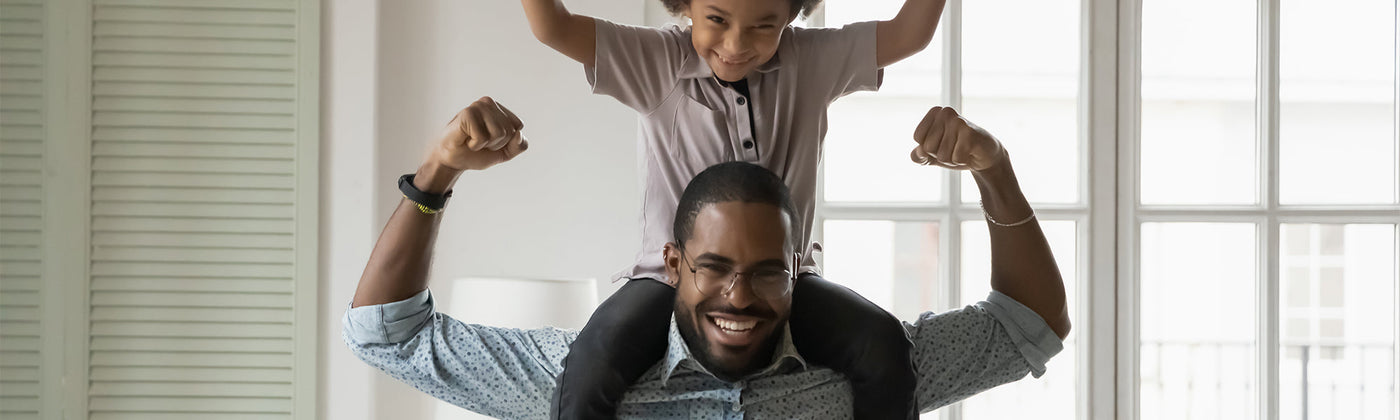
left=706, top=15, right=726, bottom=24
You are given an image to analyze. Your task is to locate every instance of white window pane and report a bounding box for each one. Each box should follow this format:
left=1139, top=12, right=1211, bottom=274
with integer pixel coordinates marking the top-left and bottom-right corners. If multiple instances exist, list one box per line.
left=1279, top=0, right=1397, bottom=205
left=1140, top=0, right=1258, bottom=205
left=961, top=0, right=1081, bottom=204
left=824, top=1, right=945, bottom=203
left=1140, top=223, right=1258, bottom=420
left=825, top=98, right=945, bottom=202
left=824, top=0, right=945, bottom=99
left=1279, top=224, right=1397, bottom=420
left=820, top=220, right=941, bottom=320
left=958, top=98, right=1080, bottom=204
left=823, top=0, right=905, bottom=25
left=959, top=220, right=1078, bottom=420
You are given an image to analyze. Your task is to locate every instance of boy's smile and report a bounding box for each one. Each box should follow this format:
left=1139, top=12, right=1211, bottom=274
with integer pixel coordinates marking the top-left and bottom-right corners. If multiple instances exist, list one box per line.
left=683, top=0, right=796, bottom=82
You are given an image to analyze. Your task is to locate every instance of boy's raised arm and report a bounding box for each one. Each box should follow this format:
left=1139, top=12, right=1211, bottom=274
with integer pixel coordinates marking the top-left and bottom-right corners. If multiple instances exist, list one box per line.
left=521, top=0, right=597, bottom=65
left=875, top=0, right=948, bottom=68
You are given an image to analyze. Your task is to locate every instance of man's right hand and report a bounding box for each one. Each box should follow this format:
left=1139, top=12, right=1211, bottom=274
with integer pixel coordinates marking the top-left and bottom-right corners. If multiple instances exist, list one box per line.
left=430, top=96, right=529, bottom=172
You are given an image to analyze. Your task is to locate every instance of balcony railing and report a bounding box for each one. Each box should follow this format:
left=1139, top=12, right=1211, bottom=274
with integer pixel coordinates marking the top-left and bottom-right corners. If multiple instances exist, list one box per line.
left=1140, top=340, right=1397, bottom=420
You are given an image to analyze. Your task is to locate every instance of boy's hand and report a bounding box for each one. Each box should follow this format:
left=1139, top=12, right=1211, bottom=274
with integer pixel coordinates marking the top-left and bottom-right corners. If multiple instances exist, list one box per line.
left=431, top=96, right=529, bottom=172
left=909, top=107, right=1007, bottom=172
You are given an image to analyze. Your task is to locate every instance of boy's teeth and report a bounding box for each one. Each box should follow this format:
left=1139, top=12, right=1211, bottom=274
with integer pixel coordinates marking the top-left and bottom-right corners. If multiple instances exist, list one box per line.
left=713, top=317, right=756, bottom=331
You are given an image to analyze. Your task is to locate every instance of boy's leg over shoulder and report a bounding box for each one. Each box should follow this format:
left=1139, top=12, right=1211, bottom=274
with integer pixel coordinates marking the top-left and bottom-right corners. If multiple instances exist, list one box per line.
left=551, top=278, right=676, bottom=419
left=790, top=273, right=917, bottom=420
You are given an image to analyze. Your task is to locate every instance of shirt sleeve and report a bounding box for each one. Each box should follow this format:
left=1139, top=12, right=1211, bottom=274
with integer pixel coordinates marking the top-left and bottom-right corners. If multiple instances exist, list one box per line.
left=342, top=290, right=579, bottom=420
left=588, top=18, right=690, bottom=113
left=793, top=20, right=883, bottom=101
left=906, top=290, right=1064, bottom=412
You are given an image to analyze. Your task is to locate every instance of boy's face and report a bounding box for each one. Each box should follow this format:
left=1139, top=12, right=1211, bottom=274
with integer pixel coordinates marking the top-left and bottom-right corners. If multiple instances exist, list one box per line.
left=683, top=0, right=797, bottom=82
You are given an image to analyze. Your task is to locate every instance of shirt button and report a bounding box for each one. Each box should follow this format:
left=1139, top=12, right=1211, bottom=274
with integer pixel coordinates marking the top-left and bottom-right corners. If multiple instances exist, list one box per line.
left=742, top=140, right=754, bottom=149
left=736, top=96, right=747, bottom=106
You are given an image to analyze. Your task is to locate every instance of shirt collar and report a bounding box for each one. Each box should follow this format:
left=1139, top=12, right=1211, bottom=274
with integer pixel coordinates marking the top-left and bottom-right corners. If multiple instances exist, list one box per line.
left=675, top=25, right=792, bottom=80
left=659, top=314, right=808, bottom=386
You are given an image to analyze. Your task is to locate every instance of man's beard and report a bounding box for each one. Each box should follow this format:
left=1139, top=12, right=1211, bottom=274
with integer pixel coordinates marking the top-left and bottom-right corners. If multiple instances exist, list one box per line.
left=674, top=298, right=787, bottom=382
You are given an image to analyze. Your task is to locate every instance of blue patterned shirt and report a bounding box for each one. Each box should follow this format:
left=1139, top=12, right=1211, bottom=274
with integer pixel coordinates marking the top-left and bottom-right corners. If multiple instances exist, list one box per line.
left=344, top=290, right=1062, bottom=419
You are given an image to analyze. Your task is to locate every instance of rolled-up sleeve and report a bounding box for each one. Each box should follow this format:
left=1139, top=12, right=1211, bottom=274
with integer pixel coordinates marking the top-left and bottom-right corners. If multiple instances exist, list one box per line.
left=343, top=290, right=579, bottom=419
left=907, top=291, right=1064, bottom=412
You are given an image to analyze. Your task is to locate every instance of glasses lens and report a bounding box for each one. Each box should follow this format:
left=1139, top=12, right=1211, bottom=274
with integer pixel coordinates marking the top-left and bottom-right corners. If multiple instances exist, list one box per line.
left=687, top=254, right=792, bottom=299
left=751, top=271, right=790, bottom=297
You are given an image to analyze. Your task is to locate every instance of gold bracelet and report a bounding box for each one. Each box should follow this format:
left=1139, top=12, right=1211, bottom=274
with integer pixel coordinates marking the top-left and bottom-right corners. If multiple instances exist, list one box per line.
left=980, top=200, right=1036, bottom=227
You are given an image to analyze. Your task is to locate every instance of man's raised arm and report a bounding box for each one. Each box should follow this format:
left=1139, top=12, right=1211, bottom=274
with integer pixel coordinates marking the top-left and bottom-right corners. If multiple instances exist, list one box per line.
left=351, top=96, right=528, bottom=307
left=910, top=106, right=1071, bottom=339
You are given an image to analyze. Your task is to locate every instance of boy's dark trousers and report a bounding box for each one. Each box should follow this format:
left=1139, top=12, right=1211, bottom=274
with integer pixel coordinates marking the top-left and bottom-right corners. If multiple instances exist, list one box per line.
left=550, top=274, right=918, bottom=419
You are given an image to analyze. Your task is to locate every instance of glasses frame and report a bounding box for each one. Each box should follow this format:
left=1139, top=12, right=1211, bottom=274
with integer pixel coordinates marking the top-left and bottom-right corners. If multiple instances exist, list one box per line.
left=678, top=247, right=797, bottom=300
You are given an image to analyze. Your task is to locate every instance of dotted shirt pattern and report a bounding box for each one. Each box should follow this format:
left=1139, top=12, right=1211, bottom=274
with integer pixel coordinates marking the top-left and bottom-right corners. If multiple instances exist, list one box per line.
left=343, top=290, right=1062, bottom=419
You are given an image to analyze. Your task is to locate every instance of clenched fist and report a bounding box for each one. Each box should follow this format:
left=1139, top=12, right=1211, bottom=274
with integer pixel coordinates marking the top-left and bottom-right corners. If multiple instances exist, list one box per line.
left=431, top=96, right=529, bottom=172
left=909, top=107, right=1006, bottom=172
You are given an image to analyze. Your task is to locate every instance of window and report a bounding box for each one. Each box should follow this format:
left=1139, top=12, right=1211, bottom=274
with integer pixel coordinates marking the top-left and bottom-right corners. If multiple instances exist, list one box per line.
left=1132, top=0, right=1398, bottom=419
left=815, top=1, right=1084, bottom=419
left=813, top=0, right=1398, bottom=419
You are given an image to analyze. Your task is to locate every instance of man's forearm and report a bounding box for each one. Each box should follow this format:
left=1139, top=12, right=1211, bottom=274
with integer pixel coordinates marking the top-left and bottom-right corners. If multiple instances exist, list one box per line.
left=971, top=157, right=1072, bottom=339
left=351, top=162, right=463, bottom=307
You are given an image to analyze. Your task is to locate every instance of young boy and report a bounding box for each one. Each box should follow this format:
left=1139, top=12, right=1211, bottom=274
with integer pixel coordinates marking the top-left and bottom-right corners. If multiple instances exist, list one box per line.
left=520, top=0, right=947, bottom=417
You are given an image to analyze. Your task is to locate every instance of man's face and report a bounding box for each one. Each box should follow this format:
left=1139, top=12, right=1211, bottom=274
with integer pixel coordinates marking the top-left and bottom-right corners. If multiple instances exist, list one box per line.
left=666, top=201, right=795, bottom=381
left=683, top=0, right=796, bottom=82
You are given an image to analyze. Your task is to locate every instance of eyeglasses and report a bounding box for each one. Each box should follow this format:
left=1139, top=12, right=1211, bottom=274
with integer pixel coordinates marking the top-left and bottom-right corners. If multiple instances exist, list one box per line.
left=679, top=249, right=795, bottom=300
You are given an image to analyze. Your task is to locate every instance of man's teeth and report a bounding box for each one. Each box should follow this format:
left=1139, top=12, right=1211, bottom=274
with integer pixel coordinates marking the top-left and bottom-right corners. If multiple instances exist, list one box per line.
left=712, top=317, right=756, bottom=332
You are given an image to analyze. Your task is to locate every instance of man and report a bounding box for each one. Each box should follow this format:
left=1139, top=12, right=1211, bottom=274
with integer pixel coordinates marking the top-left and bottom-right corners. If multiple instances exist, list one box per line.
left=344, top=97, right=1070, bottom=419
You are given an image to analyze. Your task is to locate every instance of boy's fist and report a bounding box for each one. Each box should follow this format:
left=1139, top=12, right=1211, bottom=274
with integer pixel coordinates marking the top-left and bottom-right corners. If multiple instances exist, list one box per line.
left=432, top=97, right=529, bottom=172
left=909, top=107, right=1006, bottom=172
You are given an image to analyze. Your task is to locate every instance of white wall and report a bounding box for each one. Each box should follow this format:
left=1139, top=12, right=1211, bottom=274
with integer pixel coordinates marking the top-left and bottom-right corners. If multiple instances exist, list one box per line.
left=321, top=0, right=651, bottom=418
left=319, top=0, right=378, bottom=419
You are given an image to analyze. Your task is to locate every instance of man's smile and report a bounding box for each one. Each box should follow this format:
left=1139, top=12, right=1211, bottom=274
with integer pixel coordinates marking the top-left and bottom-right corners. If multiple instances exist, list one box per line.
left=705, top=312, right=768, bottom=347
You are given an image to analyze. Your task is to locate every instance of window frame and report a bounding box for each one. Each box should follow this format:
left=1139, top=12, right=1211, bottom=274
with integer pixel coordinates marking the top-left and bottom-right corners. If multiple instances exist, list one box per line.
left=1121, top=1, right=1400, bottom=420
left=813, top=0, right=1400, bottom=419
left=811, top=0, right=1104, bottom=418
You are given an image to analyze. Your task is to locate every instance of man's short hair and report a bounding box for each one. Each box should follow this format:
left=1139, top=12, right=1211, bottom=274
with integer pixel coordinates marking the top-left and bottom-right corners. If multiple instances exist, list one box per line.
left=672, top=161, right=798, bottom=249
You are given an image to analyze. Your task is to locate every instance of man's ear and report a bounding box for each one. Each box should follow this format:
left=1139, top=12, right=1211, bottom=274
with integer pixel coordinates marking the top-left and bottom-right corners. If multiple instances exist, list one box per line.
left=663, top=242, right=683, bottom=286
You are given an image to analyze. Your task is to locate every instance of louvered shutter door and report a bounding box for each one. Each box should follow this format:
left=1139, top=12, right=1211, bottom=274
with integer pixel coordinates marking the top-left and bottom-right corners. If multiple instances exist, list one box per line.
left=0, top=0, right=46, bottom=418
left=87, top=1, right=310, bottom=418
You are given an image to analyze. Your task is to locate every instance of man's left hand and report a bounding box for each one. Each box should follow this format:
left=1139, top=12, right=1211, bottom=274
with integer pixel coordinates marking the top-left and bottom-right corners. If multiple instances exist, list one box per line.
left=909, top=107, right=1007, bottom=172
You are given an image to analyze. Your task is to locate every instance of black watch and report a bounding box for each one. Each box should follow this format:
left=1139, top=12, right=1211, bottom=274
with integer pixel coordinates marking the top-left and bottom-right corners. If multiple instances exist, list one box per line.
left=398, top=174, right=452, bottom=213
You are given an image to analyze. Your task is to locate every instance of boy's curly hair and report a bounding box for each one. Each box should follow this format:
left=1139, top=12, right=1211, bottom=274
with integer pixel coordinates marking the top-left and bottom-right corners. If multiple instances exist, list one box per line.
left=660, top=0, right=824, bottom=19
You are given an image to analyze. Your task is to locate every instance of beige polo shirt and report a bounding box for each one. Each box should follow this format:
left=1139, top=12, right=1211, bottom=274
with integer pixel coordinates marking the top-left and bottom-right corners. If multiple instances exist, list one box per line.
left=589, top=18, right=882, bottom=284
